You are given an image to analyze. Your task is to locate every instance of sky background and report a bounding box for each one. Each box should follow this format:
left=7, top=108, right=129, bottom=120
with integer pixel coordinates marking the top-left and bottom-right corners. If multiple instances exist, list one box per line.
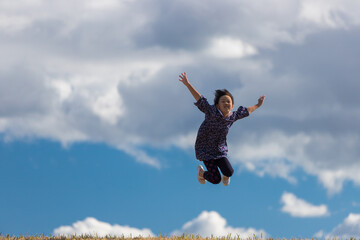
left=1, top=0, right=360, bottom=238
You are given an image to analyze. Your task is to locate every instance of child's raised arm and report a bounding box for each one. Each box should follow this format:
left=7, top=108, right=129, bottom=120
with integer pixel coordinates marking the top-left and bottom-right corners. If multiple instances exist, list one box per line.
left=247, top=95, right=266, bottom=114
left=179, top=72, right=201, bottom=102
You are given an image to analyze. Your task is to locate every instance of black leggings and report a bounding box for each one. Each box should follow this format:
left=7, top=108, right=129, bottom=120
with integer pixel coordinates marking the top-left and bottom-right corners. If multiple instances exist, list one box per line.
left=203, top=157, right=234, bottom=184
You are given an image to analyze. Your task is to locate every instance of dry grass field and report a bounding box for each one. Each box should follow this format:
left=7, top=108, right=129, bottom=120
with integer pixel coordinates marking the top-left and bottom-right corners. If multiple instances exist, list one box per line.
left=0, top=236, right=251, bottom=240
left=0, top=234, right=337, bottom=240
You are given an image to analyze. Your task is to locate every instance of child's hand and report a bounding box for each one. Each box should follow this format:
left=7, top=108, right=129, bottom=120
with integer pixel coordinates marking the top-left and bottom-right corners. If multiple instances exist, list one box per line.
left=179, top=72, right=201, bottom=101
left=248, top=95, right=266, bottom=114
left=179, top=72, right=189, bottom=86
left=258, top=95, right=265, bottom=106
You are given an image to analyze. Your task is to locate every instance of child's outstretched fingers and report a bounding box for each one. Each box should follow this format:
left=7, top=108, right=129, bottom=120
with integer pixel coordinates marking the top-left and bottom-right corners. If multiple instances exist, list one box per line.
left=258, top=95, right=265, bottom=106
left=178, top=72, right=189, bottom=85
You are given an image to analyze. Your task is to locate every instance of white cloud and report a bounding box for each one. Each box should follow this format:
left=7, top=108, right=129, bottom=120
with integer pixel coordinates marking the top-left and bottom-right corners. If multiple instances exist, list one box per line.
left=326, top=213, right=360, bottom=239
left=280, top=192, right=329, bottom=218
left=118, top=145, right=161, bottom=169
left=207, top=37, right=257, bottom=59
left=53, top=217, right=155, bottom=238
left=230, top=131, right=309, bottom=184
left=1, top=0, right=360, bottom=182
left=230, top=131, right=360, bottom=195
left=50, top=80, right=72, bottom=102
left=169, top=131, right=197, bottom=150
left=0, top=55, right=166, bottom=166
left=92, top=88, right=124, bottom=125
left=85, top=0, right=121, bottom=10
left=172, top=211, right=267, bottom=238
left=299, top=1, right=348, bottom=28
left=299, top=0, right=360, bottom=29
left=54, top=212, right=267, bottom=238
left=0, top=14, right=31, bottom=33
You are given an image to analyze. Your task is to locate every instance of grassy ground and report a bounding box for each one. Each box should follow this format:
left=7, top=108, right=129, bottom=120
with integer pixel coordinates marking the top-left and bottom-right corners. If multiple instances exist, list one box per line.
left=0, top=237, right=257, bottom=240
left=1, top=235, right=347, bottom=240
left=2, top=233, right=357, bottom=240
left=0, top=235, right=252, bottom=240
left=0, top=234, right=307, bottom=240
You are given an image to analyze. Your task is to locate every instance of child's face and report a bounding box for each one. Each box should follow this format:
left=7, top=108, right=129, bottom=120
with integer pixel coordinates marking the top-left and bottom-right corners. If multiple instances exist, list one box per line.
left=216, top=95, right=233, bottom=116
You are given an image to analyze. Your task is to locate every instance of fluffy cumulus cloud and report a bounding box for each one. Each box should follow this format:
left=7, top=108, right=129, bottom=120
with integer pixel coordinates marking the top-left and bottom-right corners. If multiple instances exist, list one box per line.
left=171, top=211, right=266, bottom=238
left=230, top=130, right=360, bottom=195
left=1, top=0, right=360, bottom=193
left=53, top=217, right=155, bottom=237
left=54, top=212, right=266, bottom=238
left=325, top=213, right=360, bottom=239
left=280, top=192, right=329, bottom=217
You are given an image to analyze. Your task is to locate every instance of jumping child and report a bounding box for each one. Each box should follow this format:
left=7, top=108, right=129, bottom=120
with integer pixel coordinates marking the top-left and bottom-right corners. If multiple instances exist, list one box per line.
left=179, top=72, right=265, bottom=186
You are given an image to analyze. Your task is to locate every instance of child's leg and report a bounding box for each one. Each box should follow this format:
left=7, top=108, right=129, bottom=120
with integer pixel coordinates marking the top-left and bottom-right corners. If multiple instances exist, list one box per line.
left=217, top=157, right=234, bottom=177
left=203, top=159, right=222, bottom=184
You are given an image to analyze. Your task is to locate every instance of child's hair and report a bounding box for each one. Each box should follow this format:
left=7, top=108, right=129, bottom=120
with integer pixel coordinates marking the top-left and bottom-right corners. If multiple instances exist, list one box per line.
left=214, top=89, right=234, bottom=105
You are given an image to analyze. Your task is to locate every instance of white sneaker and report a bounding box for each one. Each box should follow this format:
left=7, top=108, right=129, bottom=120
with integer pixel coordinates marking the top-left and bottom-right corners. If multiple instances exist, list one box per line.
left=197, top=165, right=206, bottom=184
left=222, top=175, right=230, bottom=186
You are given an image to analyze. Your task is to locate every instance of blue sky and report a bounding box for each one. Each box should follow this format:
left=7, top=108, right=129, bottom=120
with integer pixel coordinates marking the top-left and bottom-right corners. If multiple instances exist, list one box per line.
left=1, top=0, right=360, bottom=238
